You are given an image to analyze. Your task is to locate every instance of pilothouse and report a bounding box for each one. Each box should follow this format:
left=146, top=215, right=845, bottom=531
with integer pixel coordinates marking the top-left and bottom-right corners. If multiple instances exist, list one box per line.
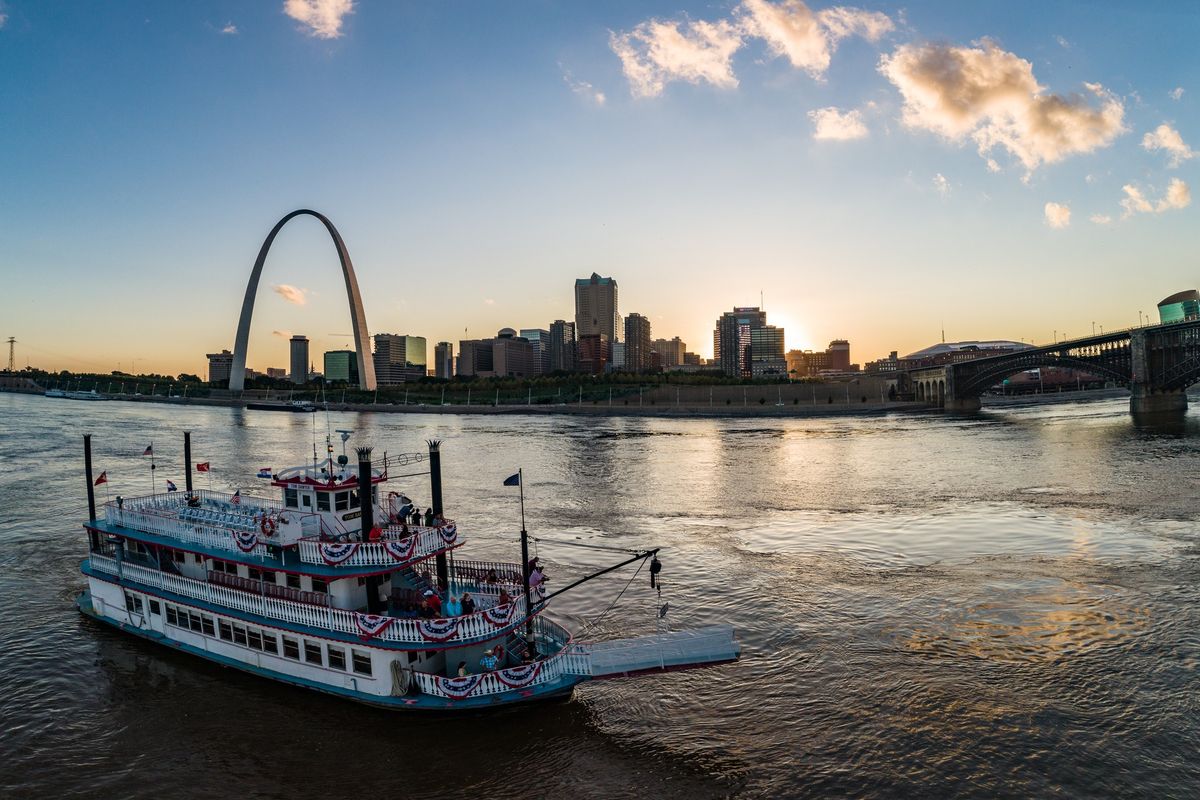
left=76, top=431, right=739, bottom=709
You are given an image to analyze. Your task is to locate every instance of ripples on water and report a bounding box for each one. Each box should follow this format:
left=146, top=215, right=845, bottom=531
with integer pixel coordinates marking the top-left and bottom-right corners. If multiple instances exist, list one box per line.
left=1, top=393, right=1198, bottom=798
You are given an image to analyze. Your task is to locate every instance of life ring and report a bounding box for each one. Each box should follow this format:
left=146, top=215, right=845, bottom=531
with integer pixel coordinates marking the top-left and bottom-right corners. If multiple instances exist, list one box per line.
left=260, top=516, right=278, bottom=536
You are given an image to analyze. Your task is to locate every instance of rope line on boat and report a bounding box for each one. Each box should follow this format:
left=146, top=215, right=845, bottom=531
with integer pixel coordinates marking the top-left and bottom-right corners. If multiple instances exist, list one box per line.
left=578, top=555, right=650, bottom=636
left=530, top=537, right=645, bottom=555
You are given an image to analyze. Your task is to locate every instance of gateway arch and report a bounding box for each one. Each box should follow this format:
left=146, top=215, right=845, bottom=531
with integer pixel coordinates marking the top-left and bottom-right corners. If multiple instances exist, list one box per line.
left=228, top=209, right=376, bottom=391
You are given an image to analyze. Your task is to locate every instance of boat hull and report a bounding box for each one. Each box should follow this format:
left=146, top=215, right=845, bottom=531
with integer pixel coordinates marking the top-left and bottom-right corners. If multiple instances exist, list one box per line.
left=245, top=402, right=315, bottom=412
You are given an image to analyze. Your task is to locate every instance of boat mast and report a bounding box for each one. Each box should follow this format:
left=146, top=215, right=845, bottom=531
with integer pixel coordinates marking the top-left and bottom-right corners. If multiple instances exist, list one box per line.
left=518, top=468, right=533, bottom=646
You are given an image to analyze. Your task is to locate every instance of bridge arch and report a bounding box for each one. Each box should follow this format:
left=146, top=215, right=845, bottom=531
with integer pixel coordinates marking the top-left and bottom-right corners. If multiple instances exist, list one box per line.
left=954, top=354, right=1128, bottom=399
left=229, top=210, right=376, bottom=391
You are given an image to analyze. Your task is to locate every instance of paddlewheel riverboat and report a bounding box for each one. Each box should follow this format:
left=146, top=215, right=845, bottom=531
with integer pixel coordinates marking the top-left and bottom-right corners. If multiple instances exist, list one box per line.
left=75, top=434, right=739, bottom=710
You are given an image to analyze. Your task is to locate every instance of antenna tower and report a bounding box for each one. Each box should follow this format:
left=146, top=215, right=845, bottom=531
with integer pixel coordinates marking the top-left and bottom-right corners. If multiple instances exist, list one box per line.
left=5, top=337, right=14, bottom=372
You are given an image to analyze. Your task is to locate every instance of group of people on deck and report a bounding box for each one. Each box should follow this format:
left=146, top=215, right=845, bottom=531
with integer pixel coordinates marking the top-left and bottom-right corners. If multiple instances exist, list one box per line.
left=393, top=507, right=442, bottom=528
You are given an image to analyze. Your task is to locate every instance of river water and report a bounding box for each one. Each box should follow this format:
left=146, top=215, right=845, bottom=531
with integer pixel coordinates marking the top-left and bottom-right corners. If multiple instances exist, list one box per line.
left=1, top=391, right=1198, bottom=798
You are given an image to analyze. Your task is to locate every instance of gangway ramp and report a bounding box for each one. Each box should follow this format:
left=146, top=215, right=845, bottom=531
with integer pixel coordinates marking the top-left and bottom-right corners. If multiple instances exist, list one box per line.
left=582, top=625, right=740, bottom=678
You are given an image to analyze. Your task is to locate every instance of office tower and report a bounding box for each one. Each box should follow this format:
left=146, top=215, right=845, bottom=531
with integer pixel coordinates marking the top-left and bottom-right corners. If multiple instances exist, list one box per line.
left=549, top=319, right=577, bottom=372
left=323, top=350, right=360, bottom=384
left=519, top=328, right=550, bottom=376
left=456, top=329, right=535, bottom=378
left=827, top=340, right=851, bottom=372
left=206, top=350, right=233, bottom=384
left=577, top=334, right=610, bottom=375
left=624, top=313, right=652, bottom=372
left=434, top=341, right=454, bottom=379
left=289, top=336, right=309, bottom=384
left=373, top=334, right=427, bottom=384
left=574, top=273, right=619, bottom=344
left=713, top=308, right=786, bottom=378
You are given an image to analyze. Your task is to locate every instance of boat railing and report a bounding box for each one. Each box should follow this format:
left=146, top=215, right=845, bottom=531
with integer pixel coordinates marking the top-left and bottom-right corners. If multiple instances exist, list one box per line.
left=104, top=502, right=283, bottom=559
left=206, top=569, right=330, bottom=608
left=412, top=617, right=591, bottom=700
left=89, top=553, right=535, bottom=646
left=448, top=559, right=523, bottom=586
left=296, top=522, right=463, bottom=567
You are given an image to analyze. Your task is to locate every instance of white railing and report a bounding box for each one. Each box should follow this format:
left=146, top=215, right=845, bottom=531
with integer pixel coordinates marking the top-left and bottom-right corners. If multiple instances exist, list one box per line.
left=412, top=618, right=590, bottom=699
left=104, top=504, right=276, bottom=559
left=297, top=524, right=464, bottom=567
left=88, top=554, right=531, bottom=646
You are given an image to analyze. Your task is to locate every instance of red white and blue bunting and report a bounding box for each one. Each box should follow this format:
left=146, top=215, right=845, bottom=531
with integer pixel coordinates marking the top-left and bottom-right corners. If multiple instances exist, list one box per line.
left=383, top=536, right=417, bottom=562
left=482, top=602, right=516, bottom=627
left=232, top=531, right=259, bottom=552
left=319, top=541, right=360, bottom=565
left=437, top=674, right=482, bottom=699
left=417, top=617, right=462, bottom=642
left=437, top=524, right=458, bottom=545
left=494, top=662, right=543, bottom=689
left=354, top=612, right=395, bottom=639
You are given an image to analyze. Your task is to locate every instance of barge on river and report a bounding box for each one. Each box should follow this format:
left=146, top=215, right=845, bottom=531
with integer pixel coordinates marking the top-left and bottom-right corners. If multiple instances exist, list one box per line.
left=75, top=434, right=739, bottom=710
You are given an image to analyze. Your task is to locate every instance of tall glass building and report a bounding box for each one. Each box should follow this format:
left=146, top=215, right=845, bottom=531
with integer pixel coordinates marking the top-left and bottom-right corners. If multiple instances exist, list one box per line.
left=323, top=350, right=360, bottom=384
left=372, top=334, right=427, bottom=384
left=1157, top=290, right=1200, bottom=324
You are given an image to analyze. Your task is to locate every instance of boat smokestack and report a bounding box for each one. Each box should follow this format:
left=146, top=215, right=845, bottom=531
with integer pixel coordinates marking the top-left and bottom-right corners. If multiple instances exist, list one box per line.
left=184, top=431, right=193, bottom=493
left=84, top=434, right=96, bottom=522
left=428, top=440, right=448, bottom=591
left=355, top=446, right=374, bottom=536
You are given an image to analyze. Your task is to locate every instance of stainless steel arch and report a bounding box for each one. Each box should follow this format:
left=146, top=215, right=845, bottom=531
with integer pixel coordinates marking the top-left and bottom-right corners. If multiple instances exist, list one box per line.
left=228, top=210, right=376, bottom=391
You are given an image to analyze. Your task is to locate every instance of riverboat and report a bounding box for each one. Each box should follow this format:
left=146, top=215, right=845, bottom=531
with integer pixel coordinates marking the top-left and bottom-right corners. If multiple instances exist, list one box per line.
left=75, top=434, right=739, bottom=710
left=245, top=400, right=317, bottom=412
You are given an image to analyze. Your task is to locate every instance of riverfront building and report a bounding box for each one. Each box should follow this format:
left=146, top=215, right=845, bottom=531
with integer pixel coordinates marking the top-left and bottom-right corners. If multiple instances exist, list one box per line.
left=373, top=334, right=427, bottom=384
left=653, top=337, right=686, bottom=368
left=323, top=350, right=360, bottom=384
left=713, top=308, right=786, bottom=378
left=289, top=336, right=309, bottom=385
left=519, top=329, right=550, bottom=376
left=456, top=329, right=536, bottom=378
left=434, top=342, right=453, bottom=379
left=624, top=313, right=652, bottom=372
left=206, top=350, right=234, bottom=384
left=1158, top=290, right=1200, bottom=324
left=548, top=320, right=576, bottom=373
left=575, top=273, right=619, bottom=352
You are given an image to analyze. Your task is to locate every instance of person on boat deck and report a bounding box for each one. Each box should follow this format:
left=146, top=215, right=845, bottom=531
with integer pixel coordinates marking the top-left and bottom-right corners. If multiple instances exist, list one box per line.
left=187, top=494, right=200, bottom=508
left=484, top=568, right=499, bottom=584
left=461, top=592, right=476, bottom=615
left=479, top=648, right=498, bottom=671
left=457, top=661, right=469, bottom=677
left=434, top=511, right=446, bottom=526
left=445, top=594, right=462, bottom=617
left=497, top=588, right=512, bottom=606
left=400, top=521, right=409, bottom=536
left=423, top=507, right=435, bottom=527
left=423, top=589, right=442, bottom=616
left=411, top=508, right=422, bottom=526
left=529, top=566, right=546, bottom=589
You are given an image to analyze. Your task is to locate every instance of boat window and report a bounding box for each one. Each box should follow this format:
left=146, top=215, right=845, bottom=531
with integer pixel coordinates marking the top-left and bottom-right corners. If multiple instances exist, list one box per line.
left=311, top=578, right=328, bottom=594
left=282, top=636, right=300, bottom=660
left=201, top=616, right=215, bottom=637
left=248, top=568, right=262, bottom=582
left=188, top=612, right=203, bottom=633
left=351, top=650, right=372, bottom=676
left=248, top=630, right=263, bottom=651
left=286, top=573, right=301, bottom=590
left=218, top=621, right=233, bottom=641
left=261, top=570, right=276, bottom=585
left=335, top=492, right=349, bottom=511
left=317, top=493, right=330, bottom=512
left=149, top=600, right=161, bottom=616
left=284, top=488, right=299, bottom=509
left=327, top=646, right=346, bottom=671
left=304, top=641, right=323, bottom=665
left=124, top=592, right=143, bottom=614
left=301, top=493, right=312, bottom=508
left=262, top=633, right=278, bottom=655
left=349, top=489, right=360, bottom=508
left=233, top=625, right=247, bottom=646
left=407, top=651, right=420, bottom=664
left=166, top=606, right=179, bottom=626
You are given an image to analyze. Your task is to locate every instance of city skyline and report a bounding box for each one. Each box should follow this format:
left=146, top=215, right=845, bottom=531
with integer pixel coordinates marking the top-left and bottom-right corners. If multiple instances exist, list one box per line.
left=2, top=1, right=1197, bottom=376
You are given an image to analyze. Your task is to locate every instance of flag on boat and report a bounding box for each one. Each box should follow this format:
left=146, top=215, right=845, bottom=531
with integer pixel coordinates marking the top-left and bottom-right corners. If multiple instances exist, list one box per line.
left=503, top=473, right=521, bottom=486
left=256, top=468, right=273, bottom=479
left=231, top=489, right=241, bottom=504
left=94, top=471, right=108, bottom=486
left=142, top=444, right=154, bottom=456
left=166, top=480, right=177, bottom=492
left=196, top=462, right=210, bottom=472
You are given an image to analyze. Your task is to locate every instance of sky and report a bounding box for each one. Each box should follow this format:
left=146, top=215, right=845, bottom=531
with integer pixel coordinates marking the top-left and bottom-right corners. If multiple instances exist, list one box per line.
left=1, top=0, right=1197, bottom=376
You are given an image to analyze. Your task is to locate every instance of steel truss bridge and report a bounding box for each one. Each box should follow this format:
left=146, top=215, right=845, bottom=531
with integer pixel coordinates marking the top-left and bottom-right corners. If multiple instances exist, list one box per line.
left=904, top=318, right=1200, bottom=414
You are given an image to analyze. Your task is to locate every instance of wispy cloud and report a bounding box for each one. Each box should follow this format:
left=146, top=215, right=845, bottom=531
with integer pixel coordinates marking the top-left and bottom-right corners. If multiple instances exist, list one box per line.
left=610, top=0, right=893, bottom=97
left=561, top=66, right=606, bottom=106
left=879, top=40, right=1125, bottom=174
left=1142, top=123, right=1193, bottom=167
left=809, top=106, right=868, bottom=140
left=483, top=298, right=496, bottom=306
left=933, top=173, right=950, bottom=196
left=1170, top=87, right=1185, bottom=101
left=1090, top=213, right=1113, bottom=225
left=1043, top=202, right=1070, bottom=228
left=610, top=17, right=743, bottom=98
left=1120, top=178, right=1191, bottom=218
left=283, top=0, right=353, bottom=40
left=272, top=284, right=307, bottom=305
left=1054, top=34, right=1070, bottom=49
left=221, top=22, right=238, bottom=35
left=272, top=330, right=292, bottom=338
left=0, top=4, right=8, bottom=29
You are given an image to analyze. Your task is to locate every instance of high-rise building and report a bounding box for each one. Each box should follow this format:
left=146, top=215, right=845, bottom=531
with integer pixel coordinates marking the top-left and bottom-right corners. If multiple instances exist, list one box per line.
left=624, top=313, right=652, bottom=372
left=827, top=340, right=851, bottom=372
left=548, top=320, right=576, bottom=372
left=457, top=339, right=493, bottom=377
left=713, top=308, right=786, bottom=378
left=434, top=342, right=454, bottom=379
left=577, top=334, right=610, bottom=374
left=289, top=336, right=309, bottom=385
left=373, top=334, right=427, bottom=384
left=609, top=341, right=626, bottom=372
left=323, top=350, right=360, bottom=384
left=575, top=273, right=619, bottom=344
left=652, top=336, right=686, bottom=367
left=206, top=349, right=233, bottom=384
left=456, top=329, right=535, bottom=377
left=519, top=328, right=550, bottom=376
left=683, top=351, right=701, bottom=366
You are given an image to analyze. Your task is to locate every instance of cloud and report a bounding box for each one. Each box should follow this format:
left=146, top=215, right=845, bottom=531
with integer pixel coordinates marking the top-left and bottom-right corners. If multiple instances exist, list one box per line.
left=1054, top=35, right=1070, bottom=49
left=808, top=106, right=868, bottom=140
left=879, top=40, right=1126, bottom=173
left=221, top=22, right=238, bottom=35
left=738, top=0, right=892, bottom=77
left=1044, top=202, right=1071, bottom=228
left=610, top=18, right=743, bottom=98
left=1089, top=213, right=1112, bottom=225
left=483, top=298, right=495, bottom=306
left=283, top=0, right=353, bottom=40
left=272, top=284, right=307, bottom=305
left=272, top=330, right=292, bottom=338
left=1170, top=87, right=1185, bottom=101
left=561, top=67, right=606, bottom=105
left=1120, top=178, right=1191, bottom=218
left=0, top=10, right=7, bottom=29
left=1142, top=123, right=1193, bottom=167
left=933, top=173, right=950, bottom=195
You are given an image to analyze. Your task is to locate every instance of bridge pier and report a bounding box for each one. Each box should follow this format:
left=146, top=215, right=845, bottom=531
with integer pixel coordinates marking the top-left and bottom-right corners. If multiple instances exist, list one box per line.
left=1129, top=387, right=1187, bottom=415
left=943, top=396, right=982, bottom=413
